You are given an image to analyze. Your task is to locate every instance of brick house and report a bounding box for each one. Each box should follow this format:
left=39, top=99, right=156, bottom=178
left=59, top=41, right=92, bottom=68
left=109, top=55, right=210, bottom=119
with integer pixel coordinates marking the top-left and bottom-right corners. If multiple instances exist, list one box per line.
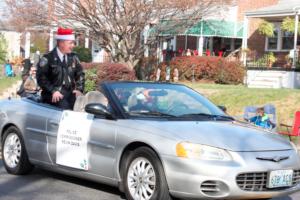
left=243, top=0, right=300, bottom=88
left=244, top=0, right=300, bottom=66
left=0, top=22, right=21, bottom=60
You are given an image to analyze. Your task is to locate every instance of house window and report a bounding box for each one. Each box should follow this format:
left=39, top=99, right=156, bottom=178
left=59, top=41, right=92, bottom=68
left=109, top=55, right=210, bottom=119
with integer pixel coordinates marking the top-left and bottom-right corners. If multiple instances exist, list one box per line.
left=282, top=31, right=294, bottom=50
left=266, top=27, right=279, bottom=50
left=265, top=22, right=299, bottom=51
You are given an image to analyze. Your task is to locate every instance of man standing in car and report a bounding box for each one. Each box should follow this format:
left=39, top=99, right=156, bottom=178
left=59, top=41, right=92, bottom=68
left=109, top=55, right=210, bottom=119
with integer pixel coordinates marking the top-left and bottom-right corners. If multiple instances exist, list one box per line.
left=37, top=27, right=85, bottom=109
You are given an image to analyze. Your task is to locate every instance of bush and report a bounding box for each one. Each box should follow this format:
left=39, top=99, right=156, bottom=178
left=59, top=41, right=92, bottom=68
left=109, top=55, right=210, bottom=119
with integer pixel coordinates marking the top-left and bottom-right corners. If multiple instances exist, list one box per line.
left=81, top=62, right=100, bottom=70
left=0, top=33, right=7, bottom=64
left=73, top=46, right=92, bottom=62
left=85, top=68, right=97, bottom=92
left=96, top=63, right=136, bottom=83
left=157, top=56, right=245, bottom=84
left=83, top=62, right=136, bottom=92
left=258, top=20, right=275, bottom=37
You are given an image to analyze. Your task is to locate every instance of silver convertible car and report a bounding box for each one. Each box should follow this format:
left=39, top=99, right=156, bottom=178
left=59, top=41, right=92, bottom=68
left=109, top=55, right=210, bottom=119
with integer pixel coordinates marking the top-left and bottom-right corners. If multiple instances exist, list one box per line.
left=0, top=81, right=300, bottom=200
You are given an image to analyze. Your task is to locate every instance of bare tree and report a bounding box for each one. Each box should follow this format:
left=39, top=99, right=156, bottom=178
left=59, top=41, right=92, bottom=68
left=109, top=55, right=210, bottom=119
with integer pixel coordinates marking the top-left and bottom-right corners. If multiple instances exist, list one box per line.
left=5, top=0, right=234, bottom=69
left=5, top=0, right=50, bottom=32
left=53, top=0, right=234, bottom=69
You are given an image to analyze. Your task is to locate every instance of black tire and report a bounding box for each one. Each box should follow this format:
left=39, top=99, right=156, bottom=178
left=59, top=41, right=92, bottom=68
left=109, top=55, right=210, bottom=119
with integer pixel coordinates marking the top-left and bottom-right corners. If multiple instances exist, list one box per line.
left=1, top=126, right=33, bottom=175
left=122, top=146, right=172, bottom=200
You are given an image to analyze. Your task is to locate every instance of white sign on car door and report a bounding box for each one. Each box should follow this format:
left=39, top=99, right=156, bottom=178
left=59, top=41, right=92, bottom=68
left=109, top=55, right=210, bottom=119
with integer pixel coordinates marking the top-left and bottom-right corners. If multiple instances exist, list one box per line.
left=56, top=110, right=94, bottom=170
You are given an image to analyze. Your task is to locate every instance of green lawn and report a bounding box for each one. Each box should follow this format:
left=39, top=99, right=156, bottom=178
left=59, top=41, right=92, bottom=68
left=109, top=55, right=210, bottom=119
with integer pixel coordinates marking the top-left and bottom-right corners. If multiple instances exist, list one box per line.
left=184, top=82, right=300, bottom=127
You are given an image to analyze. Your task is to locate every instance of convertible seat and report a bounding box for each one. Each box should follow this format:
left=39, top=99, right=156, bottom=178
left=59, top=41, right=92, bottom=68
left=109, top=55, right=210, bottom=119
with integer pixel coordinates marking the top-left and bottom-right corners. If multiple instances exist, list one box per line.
left=85, top=91, right=107, bottom=106
left=73, top=95, right=86, bottom=112
left=73, top=91, right=107, bottom=112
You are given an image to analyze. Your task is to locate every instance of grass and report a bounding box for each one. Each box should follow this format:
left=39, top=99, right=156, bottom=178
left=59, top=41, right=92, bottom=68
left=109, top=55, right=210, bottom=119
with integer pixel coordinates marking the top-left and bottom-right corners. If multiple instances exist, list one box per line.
left=184, top=82, right=300, bottom=126
left=0, top=76, right=21, bottom=95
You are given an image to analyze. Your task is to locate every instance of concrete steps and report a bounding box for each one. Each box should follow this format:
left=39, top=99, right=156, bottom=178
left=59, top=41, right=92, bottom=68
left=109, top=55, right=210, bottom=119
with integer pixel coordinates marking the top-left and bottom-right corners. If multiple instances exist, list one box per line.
left=247, top=70, right=285, bottom=89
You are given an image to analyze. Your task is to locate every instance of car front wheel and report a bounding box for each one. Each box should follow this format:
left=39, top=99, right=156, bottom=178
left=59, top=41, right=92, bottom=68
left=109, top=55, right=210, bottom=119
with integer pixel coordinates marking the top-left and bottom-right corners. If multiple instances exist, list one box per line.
left=1, top=126, right=33, bottom=175
left=123, top=147, right=172, bottom=200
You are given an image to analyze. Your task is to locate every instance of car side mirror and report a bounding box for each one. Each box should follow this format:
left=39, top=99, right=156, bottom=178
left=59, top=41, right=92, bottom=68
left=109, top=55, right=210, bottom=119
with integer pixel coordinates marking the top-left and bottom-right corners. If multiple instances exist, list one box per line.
left=218, top=105, right=227, bottom=113
left=85, top=103, right=114, bottom=119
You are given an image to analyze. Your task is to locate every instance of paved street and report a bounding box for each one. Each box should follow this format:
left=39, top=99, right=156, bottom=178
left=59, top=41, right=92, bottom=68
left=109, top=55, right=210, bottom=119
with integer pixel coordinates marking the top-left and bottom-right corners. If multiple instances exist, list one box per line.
left=0, top=155, right=299, bottom=200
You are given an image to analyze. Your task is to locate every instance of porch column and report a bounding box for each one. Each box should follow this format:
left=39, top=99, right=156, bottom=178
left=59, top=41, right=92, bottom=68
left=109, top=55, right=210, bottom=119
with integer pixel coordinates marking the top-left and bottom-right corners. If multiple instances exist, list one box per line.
left=49, top=29, right=54, bottom=51
left=293, top=13, right=299, bottom=68
left=171, top=36, right=177, bottom=51
left=198, top=36, right=204, bottom=56
left=156, top=39, right=160, bottom=62
left=231, top=38, right=235, bottom=51
left=209, top=37, right=213, bottom=53
left=25, top=32, right=31, bottom=59
left=198, top=20, right=204, bottom=56
left=85, top=30, right=89, bottom=48
left=242, top=16, right=249, bottom=66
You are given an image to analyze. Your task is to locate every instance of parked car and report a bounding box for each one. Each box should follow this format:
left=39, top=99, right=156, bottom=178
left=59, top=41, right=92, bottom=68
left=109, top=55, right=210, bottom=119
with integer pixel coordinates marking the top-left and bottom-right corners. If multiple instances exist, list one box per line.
left=1, top=81, right=300, bottom=200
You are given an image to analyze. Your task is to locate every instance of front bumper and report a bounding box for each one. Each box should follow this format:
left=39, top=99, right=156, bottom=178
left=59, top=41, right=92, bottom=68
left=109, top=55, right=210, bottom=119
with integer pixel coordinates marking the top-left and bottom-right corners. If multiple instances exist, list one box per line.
left=162, top=150, right=300, bottom=199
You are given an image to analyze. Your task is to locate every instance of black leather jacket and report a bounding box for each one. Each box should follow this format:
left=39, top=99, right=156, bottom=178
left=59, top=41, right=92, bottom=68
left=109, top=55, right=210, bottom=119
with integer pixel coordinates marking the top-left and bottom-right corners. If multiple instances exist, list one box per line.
left=37, top=48, right=85, bottom=100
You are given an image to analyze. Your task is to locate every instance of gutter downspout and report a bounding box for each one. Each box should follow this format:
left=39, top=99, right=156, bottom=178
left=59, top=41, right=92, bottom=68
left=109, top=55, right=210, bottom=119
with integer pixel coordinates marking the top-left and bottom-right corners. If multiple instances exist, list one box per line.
left=293, top=9, right=299, bottom=68
left=25, top=32, right=31, bottom=59
left=199, top=20, right=204, bottom=56
left=292, top=7, right=300, bottom=88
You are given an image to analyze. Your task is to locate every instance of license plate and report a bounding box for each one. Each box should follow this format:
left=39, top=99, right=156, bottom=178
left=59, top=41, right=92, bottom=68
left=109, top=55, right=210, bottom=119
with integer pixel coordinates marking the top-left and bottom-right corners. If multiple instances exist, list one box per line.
left=267, top=170, right=293, bottom=188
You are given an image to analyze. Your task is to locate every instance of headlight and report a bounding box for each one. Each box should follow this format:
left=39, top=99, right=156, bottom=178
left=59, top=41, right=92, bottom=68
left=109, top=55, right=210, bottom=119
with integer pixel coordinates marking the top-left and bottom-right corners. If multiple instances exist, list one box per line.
left=176, top=142, right=232, bottom=161
left=290, top=142, right=298, bottom=154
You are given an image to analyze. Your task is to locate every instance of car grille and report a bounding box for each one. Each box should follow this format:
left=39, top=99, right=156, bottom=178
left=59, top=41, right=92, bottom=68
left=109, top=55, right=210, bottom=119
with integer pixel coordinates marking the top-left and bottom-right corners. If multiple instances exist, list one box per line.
left=236, top=170, right=300, bottom=191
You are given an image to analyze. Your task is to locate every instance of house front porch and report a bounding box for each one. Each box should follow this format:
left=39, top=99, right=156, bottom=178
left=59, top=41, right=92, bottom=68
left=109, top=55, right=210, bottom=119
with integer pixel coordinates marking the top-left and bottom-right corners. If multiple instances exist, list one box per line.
left=244, top=0, right=300, bottom=88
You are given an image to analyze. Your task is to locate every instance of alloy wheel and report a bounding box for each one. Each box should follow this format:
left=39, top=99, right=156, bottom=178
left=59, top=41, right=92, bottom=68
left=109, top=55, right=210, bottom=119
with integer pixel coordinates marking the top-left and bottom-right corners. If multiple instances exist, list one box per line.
left=3, top=132, right=21, bottom=168
left=127, top=157, right=156, bottom=200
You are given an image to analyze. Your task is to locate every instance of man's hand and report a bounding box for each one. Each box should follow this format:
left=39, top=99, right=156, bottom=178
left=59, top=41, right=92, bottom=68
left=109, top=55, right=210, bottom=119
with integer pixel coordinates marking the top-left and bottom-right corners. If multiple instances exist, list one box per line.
left=52, top=91, right=64, bottom=103
left=73, top=90, right=83, bottom=97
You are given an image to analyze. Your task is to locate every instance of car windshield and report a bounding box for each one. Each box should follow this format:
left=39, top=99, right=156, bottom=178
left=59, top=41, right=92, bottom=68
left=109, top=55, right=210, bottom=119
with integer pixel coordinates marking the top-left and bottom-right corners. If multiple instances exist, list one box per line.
left=108, top=82, right=232, bottom=120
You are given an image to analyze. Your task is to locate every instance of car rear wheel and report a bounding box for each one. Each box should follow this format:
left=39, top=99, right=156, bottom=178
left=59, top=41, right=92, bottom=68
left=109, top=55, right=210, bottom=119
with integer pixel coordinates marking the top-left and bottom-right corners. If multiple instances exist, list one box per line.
left=1, top=126, right=33, bottom=175
left=123, top=147, right=172, bottom=200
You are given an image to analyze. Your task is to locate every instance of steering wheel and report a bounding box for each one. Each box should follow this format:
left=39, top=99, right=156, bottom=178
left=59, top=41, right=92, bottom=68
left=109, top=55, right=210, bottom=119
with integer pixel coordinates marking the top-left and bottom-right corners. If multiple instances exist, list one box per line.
left=167, top=102, right=189, bottom=114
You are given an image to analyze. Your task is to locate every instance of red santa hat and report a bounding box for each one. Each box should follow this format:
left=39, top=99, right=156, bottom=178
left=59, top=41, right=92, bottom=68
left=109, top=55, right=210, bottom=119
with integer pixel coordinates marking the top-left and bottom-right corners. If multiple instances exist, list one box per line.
left=55, top=27, right=75, bottom=41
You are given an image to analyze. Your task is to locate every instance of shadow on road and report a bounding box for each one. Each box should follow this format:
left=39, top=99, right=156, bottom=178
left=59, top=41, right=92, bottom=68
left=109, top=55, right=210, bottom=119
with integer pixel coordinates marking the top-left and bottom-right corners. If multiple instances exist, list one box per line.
left=0, top=156, right=125, bottom=200
left=32, top=167, right=125, bottom=198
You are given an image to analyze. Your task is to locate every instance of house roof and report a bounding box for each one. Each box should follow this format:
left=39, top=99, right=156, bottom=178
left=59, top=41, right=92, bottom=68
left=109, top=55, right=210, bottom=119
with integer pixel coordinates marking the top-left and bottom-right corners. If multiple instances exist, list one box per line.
left=246, top=0, right=300, bottom=17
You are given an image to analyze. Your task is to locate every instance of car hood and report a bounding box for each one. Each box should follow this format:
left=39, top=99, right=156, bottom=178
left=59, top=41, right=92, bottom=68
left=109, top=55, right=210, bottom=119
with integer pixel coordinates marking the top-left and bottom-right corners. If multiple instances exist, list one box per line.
left=135, top=120, right=292, bottom=152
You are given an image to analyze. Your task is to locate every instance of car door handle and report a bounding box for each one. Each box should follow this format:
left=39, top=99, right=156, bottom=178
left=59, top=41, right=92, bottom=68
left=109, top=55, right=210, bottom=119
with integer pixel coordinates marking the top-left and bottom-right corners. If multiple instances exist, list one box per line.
left=49, top=120, right=59, bottom=126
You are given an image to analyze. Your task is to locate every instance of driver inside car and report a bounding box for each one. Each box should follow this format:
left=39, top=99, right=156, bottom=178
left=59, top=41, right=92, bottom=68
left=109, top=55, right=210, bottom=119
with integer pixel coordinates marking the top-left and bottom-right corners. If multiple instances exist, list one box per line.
left=129, top=89, right=156, bottom=112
